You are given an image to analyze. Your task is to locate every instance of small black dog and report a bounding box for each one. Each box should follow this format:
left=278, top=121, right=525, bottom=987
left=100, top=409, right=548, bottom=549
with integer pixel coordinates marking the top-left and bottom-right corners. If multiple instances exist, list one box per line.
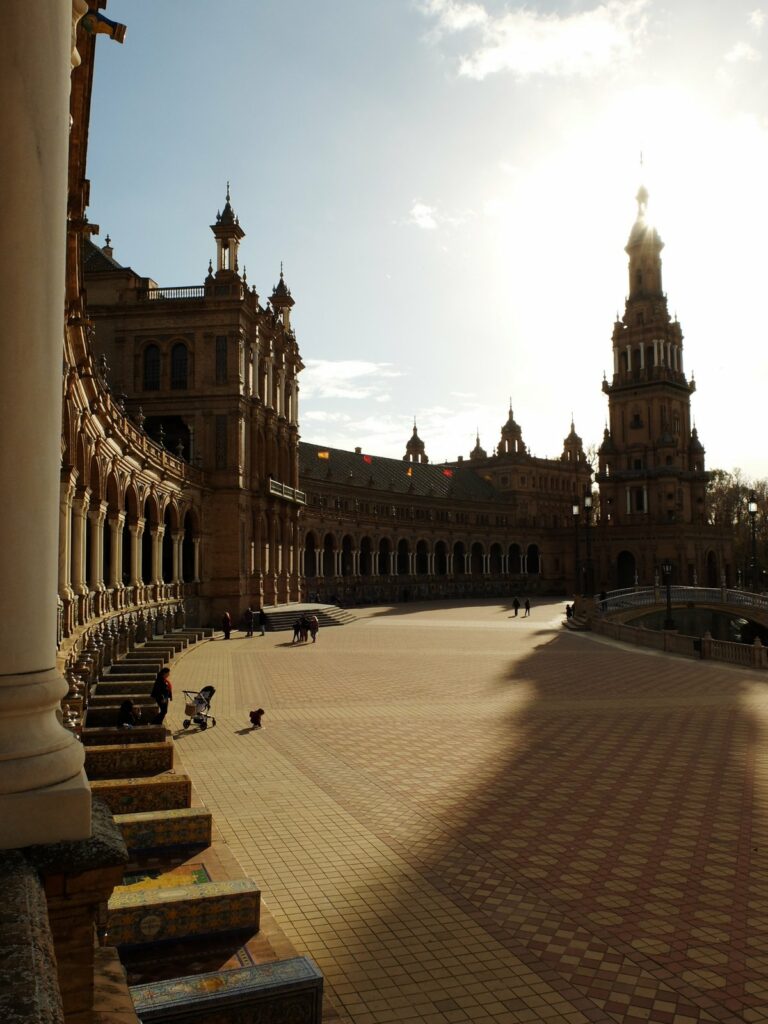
left=249, top=708, right=265, bottom=729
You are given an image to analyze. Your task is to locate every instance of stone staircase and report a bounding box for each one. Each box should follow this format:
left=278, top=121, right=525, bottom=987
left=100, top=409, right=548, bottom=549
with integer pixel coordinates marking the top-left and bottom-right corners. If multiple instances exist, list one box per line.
left=81, top=628, right=325, bottom=1022
left=264, top=603, right=356, bottom=632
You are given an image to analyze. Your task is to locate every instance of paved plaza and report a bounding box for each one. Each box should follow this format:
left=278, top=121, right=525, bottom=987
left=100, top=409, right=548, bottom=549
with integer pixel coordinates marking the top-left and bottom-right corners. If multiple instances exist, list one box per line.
left=168, top=600, right=768, bottom=1024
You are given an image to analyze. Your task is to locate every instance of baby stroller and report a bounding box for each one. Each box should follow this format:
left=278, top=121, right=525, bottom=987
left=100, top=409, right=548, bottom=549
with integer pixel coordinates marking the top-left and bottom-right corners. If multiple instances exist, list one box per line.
left=182, top=685, right=217, bottom=730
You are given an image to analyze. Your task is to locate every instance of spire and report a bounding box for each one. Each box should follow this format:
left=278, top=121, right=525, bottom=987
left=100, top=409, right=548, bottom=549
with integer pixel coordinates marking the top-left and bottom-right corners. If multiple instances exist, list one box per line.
left=626, top=181, right=664, bottom=300
left=210, top=184, right=244, bottom=275
left=270, top=262, right=295, bottom=327
left=404, top=419, right=428, bottom=463
left=470, top=431, right=487, bottom=461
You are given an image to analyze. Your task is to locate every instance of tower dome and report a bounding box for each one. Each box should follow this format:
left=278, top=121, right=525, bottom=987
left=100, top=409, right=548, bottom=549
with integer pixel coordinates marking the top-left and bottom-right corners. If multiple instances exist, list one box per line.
left=404, top=420, right=428, bottom=464
left=498, top=402, right=526, bottom=456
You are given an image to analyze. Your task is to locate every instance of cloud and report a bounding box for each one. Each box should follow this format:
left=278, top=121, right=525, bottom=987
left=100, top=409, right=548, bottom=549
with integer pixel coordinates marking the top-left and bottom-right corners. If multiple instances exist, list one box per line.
left=422, top=0, right=648, bottom=80
left=724, top=41, right=762, bottom=62
left=301, top=410, right=352, bottom=423
left=301, top=359, right=401, bottom=401
left=750, top=9, right=765, bottom=32
left=408, top=201, right=439, bottom=230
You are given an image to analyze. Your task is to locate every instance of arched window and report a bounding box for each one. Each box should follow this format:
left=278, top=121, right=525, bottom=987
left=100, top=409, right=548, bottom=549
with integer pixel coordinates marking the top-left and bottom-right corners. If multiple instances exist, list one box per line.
left=171, top=343, right=188, bottom=389
left=143, top=344, right=160, bottom=390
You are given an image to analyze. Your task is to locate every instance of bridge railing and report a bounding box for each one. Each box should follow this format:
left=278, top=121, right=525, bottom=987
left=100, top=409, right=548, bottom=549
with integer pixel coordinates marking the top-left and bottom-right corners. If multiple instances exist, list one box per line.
left=602, top=585, right=768, bottom=615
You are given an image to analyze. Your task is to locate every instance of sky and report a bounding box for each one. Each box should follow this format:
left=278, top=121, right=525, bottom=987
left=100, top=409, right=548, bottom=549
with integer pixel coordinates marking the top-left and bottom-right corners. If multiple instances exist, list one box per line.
left=88, top=0, right=768, bottom=478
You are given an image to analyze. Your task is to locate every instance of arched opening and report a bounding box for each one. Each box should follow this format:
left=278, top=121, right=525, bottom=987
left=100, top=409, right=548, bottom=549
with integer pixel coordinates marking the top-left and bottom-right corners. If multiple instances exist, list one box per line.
left=616, top=550, right=636, bottom=589
left=322, top=533, right=335, bottom=577
left=304, top=532, right=317, bottom=578
left=453, top=541, right=466, bottom=575
left=527, top=544, right=540, bottom=575
left=162, top=505, right=174, bottom=582
left=182, top=510, right=196, bottom=582
left=415, top=539, right=429, bottom=575
left=142, top=498, right=157, bottom=583
left=470, top=542, right=484, bottom=575
left=508, top=543, right=522, bottom=574
left=360, top=537, right=373, bottom=576
left=124, top=488, right=139, bottom=586
left=341, top=535, right=354, bottom=576
left=396, top=538, right=409, bottom=575
left=707, top=551, right=719, bottom=588
left=377, top=538, right=391, bottom=576
left=489, top=543, right=503, bottom=575
left=143, top=344, right=161, bottom=390
left=434, top=540, right=447, bottom=576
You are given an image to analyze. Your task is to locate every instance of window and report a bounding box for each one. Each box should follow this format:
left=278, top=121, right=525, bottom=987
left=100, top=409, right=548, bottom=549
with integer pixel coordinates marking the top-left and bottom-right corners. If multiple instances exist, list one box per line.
left=215, top=415, right=227, bottom=469
left=215, top=336, right=228, bottom=384
left=170, top=343, right=188, bottom=389
left=143, top=344, right=160, bottom=390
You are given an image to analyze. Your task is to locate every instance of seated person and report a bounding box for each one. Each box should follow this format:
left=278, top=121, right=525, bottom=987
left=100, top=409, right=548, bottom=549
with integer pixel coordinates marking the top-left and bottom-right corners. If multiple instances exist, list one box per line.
left=117, top=699, right=141, bottom=729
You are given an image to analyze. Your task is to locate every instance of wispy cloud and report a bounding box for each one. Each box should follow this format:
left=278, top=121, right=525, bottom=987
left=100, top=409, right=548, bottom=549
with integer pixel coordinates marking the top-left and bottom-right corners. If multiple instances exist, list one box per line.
left=422, top=0, right=648, bottom=80
left=749, top=9, right=765, bottom=32
left=301, top=359, right=401, bottom=401
left=408, top=201, right=439, bottom=230
left=724, top=41, right=762, bottom=62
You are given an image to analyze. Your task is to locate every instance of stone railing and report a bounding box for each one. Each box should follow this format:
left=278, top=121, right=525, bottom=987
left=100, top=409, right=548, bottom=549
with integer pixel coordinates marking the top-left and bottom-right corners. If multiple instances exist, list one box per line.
left=602, top=585, right=768, bottom=616
left=591, top=616, right=767, bottom=670
left=269, top=479, right=306, bottom=504
left=138, top=285, right=206, bottom=301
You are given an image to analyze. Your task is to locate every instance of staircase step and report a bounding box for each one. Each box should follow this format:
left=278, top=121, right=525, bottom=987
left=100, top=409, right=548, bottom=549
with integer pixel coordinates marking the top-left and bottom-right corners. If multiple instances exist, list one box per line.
left=107, top=878, right=260, bottom=947
left=85, top=741, right=174, bottom=780
left=129, top=958, right=323, bottom=1023
left=81, top=726, right=168, bottom=746
left=85, top=700, right=155, bottom=724
left=95, top=680, right=155, bottom=696
left=142, top=638, right=187, bottom=652
left=263, top=604, right=357, bottom=632
left=91, top=774, right=192, bottom=815
left=114, top=808, right=213, bottom=852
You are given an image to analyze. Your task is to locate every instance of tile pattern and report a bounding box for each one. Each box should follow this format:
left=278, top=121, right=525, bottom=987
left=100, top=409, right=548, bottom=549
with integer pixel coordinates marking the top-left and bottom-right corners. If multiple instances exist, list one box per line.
left=169, top=601, right=768, bottom=1023
left=91, top=774, right=192, bottom=815
left=115, top=807, right=213, bottom=852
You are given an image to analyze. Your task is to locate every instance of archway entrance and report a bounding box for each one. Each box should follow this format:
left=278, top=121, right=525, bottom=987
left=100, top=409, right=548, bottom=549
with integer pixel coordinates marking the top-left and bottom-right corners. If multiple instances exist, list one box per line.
left=617, top=550, right=636, bottom=589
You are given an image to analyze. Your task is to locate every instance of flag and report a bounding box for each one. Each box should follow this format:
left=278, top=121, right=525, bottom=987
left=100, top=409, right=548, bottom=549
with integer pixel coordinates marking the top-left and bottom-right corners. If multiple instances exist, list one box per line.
left=362, top=454, right=373, bottom=464
left=406, top=466, right=413, bottom=477
left=442, top=468, right=453, bottom=478
left=317, top=450, right=330, bottom=460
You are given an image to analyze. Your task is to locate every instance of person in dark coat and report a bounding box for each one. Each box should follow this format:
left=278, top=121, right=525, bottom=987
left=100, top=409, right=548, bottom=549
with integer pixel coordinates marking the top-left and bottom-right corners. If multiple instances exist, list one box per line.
left=245, top=606, right=255, bottom=637
left=292, top=619, right=301, bottom=644
left=258, top=607, right=267, bottom=635
left=222, top=611, right=232, bottom=640
left=524, top=599, right=531, bottom=617
left=151, top=668, right=172, bottom=724
left=512, top=597, right=520, bottom=617
left=117, top=699, right=140, bottom=729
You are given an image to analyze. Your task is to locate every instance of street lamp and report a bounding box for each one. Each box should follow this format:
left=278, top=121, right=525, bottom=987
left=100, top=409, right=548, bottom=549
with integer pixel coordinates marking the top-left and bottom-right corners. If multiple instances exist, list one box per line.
left=662, top=559, right=674, bottom=629
left=584, top=492, right=594, bottom=597
left=748, top=492, right=758, bottom=592
left=572, top=499, right=580, bottom=594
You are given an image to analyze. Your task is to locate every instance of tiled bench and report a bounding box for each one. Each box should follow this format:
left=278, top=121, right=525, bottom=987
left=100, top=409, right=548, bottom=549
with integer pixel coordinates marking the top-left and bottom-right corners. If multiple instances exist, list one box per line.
left=88, top=692, right=155, bottom=709
left=91, top=774, right=192, bottom=815
left=85, top=741, right=174, bottom=780
left=94, top=680, right=155, bottom=695
left=107, top=879, right=260, bottom=946
left=114, top=808, right=213, bottom=852
left=85, top=701, right=155, bottom=725
left=81, top=725, right=168, bottom=746
left=130, top=958, right=323, bottom=1023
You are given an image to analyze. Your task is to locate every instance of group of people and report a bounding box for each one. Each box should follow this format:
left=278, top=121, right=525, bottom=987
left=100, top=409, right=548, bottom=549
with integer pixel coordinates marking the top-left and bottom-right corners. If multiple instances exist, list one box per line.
left=221, top=606, right=268, bottom=639
left=511, top=597, right=531, bottom=617
left=292, top=614, right=320, bottom=643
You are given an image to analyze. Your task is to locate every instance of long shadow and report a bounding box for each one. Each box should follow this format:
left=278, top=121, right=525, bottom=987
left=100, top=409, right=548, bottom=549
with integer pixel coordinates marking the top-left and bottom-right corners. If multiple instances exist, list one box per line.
left=267, top=624, right=767, bottom=1021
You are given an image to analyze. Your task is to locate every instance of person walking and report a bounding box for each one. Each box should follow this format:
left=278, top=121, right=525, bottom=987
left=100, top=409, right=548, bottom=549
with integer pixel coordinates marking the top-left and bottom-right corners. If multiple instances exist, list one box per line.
left=151, top=667, right=172, bottom=724
left=309, top=613, right=319, bottom=643
left=512, top=597, right=520, bottom=617
left=245, top=605, right=255, bottom=637
left=292, top=619, right=301, bottom=644
left=222, top=611, right=232, bottom=640
left=524, top=599, right=531, bottom=617
left=258, top=607, right=267, bottom=636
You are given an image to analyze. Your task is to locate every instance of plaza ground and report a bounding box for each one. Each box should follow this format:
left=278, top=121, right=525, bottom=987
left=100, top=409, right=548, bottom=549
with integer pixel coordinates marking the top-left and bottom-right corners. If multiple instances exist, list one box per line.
left=167, top=599, right=768, bottom=1023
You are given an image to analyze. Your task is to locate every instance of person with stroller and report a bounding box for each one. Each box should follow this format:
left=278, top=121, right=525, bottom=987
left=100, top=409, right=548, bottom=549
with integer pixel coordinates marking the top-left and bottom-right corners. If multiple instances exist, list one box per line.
left=151, top=667, right=172, bottom=724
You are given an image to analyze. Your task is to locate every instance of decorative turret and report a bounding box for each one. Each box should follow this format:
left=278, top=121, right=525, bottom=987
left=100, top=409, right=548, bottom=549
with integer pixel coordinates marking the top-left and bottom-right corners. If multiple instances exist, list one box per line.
left=498, top=402, right=525, bottom=456
left=210, top=182, right=244, bottom=276
left=626, top=184, right=664, bottom=300
left=404, top=420, right=428, bottom=464
left=270, top=263, right=295, bottom=329
left=469, top=431, right=487, bottom=462
left=561, top=417, right=585, bottom=464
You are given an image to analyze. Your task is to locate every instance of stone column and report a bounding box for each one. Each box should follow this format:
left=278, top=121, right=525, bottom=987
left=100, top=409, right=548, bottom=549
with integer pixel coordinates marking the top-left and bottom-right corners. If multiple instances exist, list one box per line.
left=88, top=501, right=107, bottom=592
left=108, top=512, right=125, bottom=589
left=193, top=536, right=202, bottom=582
left=129, top=522, right=143, bottom=587
left=171, top=531, right=183, bottom=583
left=0, top=1, right=90, bottom=848
left=58, top=475, right=75, bottom=601
left=70, top=489, right=90, bottom=596
left=151, top=525, right=164, bottom=584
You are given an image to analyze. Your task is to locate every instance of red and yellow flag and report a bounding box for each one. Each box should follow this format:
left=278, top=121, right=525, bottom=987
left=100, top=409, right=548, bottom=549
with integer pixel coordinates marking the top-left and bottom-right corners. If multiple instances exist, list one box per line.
left=317, top=450, right=330, bottom=460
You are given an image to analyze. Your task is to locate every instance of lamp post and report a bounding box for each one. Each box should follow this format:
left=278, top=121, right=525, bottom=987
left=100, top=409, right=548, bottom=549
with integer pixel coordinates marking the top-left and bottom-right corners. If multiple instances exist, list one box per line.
left=584, top=492, right=594, bottom=597
left=748, top=492, right=758, bottom=592
left=572, top=499, right=581, bottom=594
left=662, top=559, right=674, bottom=629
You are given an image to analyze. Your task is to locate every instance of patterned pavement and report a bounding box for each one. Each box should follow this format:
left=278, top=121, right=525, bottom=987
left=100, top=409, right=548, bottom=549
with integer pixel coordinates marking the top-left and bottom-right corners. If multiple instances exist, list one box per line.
left=167, top=600, right=768, bottom=1023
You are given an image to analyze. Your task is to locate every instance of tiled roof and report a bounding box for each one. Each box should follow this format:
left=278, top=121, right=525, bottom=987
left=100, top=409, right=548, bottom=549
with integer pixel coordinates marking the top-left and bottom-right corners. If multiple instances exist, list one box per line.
left=299, top=442, right=498, bottom=502
left=82, top=237, right=125, bottom=273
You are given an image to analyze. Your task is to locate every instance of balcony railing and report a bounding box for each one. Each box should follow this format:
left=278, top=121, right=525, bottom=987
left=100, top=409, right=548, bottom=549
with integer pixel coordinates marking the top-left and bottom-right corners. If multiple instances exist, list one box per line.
left=139, top=286, right=206, bottom=301
left=269, top=479, right=306, bottom=504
